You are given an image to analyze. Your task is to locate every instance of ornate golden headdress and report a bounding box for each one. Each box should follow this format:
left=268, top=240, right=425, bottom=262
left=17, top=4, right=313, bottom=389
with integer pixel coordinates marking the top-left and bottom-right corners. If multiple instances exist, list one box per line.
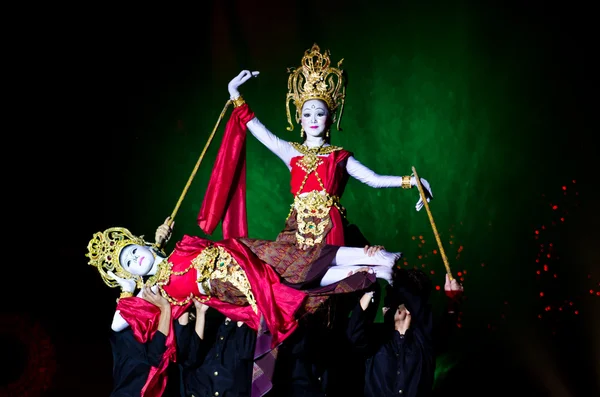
left=286, top=43, right=346, bottom=131
left=86, top=227, right=148, bottom=290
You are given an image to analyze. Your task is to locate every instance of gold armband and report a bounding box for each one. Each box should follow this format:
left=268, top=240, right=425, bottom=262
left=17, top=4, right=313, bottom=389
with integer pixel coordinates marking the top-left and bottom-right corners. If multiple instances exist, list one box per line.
left=120, top=291, right=134, bottom=299
left=231, top=95, right=246, bottom=108
left=401, top=175, right=412, bottom=189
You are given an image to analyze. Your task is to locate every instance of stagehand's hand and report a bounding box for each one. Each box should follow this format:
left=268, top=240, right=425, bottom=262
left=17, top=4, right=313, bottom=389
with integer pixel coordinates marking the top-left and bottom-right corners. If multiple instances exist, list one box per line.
left=228, top=70, right=260, bottom=98
left=364, top=245, right=385, bottom=257
left=411, top=176, right=433, bottom=211
left=155, top=217, right=174, bottom=247
left=193, top=297, right=210, bottom=315
left=107, top=270, right=136, bottom=293
left=444, top=273, right=464, bottom=301
left=359, top=291, right=375, bottom=311
left=141, top=286, right=171, bottom=311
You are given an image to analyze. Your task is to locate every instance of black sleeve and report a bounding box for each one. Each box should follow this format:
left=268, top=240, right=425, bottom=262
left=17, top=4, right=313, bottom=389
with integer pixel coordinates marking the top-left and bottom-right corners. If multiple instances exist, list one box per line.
left=145, top=331, right=167, bottom=367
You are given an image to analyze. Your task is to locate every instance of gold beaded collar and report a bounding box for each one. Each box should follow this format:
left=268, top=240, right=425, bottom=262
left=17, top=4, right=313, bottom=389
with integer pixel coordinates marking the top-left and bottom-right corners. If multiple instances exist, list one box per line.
left=290, top=142, right=342, bottom=156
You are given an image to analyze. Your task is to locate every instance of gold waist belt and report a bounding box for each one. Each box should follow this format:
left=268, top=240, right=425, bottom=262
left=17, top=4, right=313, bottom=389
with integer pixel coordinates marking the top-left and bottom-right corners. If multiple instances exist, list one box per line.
left=193, top=245, right=257, bottom=314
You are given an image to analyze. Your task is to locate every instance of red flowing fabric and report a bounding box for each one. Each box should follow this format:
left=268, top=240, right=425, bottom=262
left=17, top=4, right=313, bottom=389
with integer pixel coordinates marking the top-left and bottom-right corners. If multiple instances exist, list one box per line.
left=116, top=297, right=191, bottom=397
left=198, top=103, right=255, bottom=239
left=172, top=235, right=305, bottom=347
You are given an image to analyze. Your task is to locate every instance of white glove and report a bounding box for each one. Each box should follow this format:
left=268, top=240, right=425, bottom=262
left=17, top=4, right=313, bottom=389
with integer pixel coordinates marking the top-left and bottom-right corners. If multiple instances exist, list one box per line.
left=411, top=176, right=433, bottom=211
left=228, top=70, right=260, bottom=98
left=107, top=271, right=136, bottom=293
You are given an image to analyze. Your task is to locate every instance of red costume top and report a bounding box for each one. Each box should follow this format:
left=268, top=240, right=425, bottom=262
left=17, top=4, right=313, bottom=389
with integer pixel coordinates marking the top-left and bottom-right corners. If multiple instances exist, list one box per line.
left=289, top=148, right=352, bottom=246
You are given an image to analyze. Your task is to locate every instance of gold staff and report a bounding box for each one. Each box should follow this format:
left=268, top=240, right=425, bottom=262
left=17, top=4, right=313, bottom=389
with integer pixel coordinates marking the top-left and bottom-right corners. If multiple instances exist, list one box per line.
left=156, top=100, right=232, bottom=247
left=411, top=166, right=453, bottom=280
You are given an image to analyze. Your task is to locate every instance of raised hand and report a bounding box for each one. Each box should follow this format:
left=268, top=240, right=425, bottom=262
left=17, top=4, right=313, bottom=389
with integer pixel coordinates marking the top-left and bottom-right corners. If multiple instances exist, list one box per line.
left=412, top=177, right=433, bottom=211
left=359, top=291, right=375, bottom=311
left=363, top=245, right=385, bottom=257
left=141, top=286, right=170, bottom=310
left=107, top=270, right=136, bottom=293
left=444, top=273, right=464, bottom=300
left=193, top=296, right=210, bottom=314
left=155, top=217, right=174, bottom=247
left=228, top=70, right=260, bottom=98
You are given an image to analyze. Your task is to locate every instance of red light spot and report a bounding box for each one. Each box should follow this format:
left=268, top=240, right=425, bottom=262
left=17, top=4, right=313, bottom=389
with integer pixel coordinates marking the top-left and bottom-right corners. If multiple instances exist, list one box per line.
left=560, top=217, right=565, bottom=222
left=463, top=270, right=467, bottom=274
left=536, top=270, right=541, bottom=275
left=543, top=265, right=548, bottom=271
left=590, top=290, right=595, bottom=295
left=538, top=314, right=542, bottom=319
left=596, top=292, right=600, bottom=296
left=562, top=186, right=567, bottom=190
left=535, top=259, right=540, bottom=263
left=553, top=274, right=557, bottom=278
left=458, top=245, right=464, bottom=253
left=545, top=306, right=551, bottom=311
left=539, top=292, right=544, bottom=297
left=457, top=271, right=463, bottom=277
left=535, top=230, right=539, bottom=235
left=433, top=249, right=438, bottom=254
left=430, top=270, right=435, bottom=274
left=572, top=179, right=576, bottom=183
left=574, top=310, right=579, bottom=315
left=435, top=285, right=441, bottom=291
left=418, top=255, right=423, bottom=259
left=418, top=235, right=423, bottom=239
left=552, top=205, right=558, bottom=210
left=403, top=261, right=408, bottom=266
left=460, top=277, right=464, bottom=282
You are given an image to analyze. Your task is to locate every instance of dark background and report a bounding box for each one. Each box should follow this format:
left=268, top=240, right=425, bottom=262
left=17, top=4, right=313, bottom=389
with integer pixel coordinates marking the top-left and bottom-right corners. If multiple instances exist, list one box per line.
left=4, top=1, right=597, bottom=396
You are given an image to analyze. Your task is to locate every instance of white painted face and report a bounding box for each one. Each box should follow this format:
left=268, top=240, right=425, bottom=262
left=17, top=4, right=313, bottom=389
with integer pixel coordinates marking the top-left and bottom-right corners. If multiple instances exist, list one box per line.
left=300, top=99, right=330, bottom=138
left=119, top=244, right=155, bottom=276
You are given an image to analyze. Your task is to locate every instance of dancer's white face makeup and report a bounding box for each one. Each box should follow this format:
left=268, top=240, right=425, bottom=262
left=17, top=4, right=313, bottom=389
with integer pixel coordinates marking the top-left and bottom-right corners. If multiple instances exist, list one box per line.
left=119, top=244, right=155, bottom=276
left=301, top=99, right=330, bottom=138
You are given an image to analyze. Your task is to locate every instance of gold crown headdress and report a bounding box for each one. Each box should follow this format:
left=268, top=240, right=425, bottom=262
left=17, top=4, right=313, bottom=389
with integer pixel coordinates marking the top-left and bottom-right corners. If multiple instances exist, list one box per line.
left=86, top=227, right=148, bottom=290
left=286, top=43, right=346, bottom=131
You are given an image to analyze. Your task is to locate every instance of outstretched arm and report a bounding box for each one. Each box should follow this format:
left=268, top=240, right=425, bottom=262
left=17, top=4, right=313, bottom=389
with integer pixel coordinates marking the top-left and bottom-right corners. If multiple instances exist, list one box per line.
left=346, top=156, right=433, bottom=211
left=346, top=291, right=377, bottom=355
left=228, top=70, right=296, bottom=168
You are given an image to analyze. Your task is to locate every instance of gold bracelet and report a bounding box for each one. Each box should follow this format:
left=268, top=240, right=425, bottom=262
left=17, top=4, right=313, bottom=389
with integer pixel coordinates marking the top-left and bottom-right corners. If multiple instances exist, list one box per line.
left=231, top=95, right=246, bottom=108
left=401, top=175, right=412, bottom=189
left=120, top=291, right=134, bottom=299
